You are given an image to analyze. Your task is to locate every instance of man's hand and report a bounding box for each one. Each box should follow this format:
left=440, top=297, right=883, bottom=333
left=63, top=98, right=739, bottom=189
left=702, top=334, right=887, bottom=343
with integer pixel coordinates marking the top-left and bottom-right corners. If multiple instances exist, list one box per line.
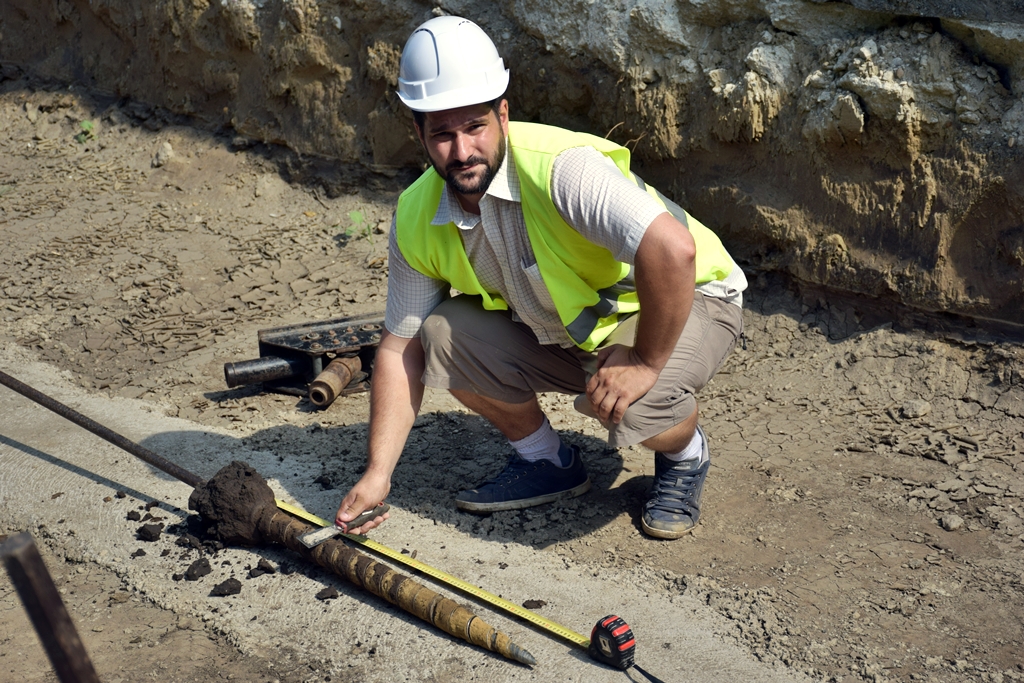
left=336, top=472, right=391, bottom=534
left=583, top=210, right=696, bottom=426
left=334, top=329, right=424, bottom=534
left=586, top=343, right=660, bottom=424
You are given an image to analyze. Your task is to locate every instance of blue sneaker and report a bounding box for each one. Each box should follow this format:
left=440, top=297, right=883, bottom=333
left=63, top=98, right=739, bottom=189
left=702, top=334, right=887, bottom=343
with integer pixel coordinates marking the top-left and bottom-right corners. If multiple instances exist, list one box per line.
left=455, top=444, right=591, bottom=512
left=641, top=426, right=710, bottom=539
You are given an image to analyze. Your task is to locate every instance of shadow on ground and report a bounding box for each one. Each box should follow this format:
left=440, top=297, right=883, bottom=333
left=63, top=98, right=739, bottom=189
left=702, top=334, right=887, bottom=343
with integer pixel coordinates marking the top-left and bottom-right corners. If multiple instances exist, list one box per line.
left=137, top=409, right=634, bottom=554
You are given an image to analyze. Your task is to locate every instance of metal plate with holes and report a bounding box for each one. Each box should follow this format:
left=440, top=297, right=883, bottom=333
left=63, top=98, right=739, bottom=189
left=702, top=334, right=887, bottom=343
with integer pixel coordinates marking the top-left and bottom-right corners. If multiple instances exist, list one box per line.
left=224, top=313, right=386, bottom=399
left=256, top=313, right=385, bottom=356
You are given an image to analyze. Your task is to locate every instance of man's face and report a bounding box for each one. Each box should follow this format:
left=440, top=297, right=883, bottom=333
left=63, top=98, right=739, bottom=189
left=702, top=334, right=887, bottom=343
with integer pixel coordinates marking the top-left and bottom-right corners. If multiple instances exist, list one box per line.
left=416, top=100, right=509, bottom=199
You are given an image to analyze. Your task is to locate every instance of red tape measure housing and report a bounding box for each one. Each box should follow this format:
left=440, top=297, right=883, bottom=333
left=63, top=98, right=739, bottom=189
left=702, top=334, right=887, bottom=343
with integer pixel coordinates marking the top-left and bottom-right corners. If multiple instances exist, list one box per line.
left=588, top=615, right=636, bottom=670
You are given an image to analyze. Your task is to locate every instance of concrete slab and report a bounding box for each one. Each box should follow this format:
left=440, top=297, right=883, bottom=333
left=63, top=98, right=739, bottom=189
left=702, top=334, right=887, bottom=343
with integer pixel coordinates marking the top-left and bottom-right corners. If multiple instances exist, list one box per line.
left=0, top=348, right=806, bottom=683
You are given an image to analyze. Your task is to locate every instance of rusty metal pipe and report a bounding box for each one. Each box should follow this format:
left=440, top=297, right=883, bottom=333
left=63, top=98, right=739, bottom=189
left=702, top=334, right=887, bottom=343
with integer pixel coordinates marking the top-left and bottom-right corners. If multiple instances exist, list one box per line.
left=224, top=354, right=307, bottom=388
left=308, top=356, right=361, bottom=408
left=262, top=508, right=536, bottom=665
left=0, top=369, right=204, bottom=488
left=189, top=462, right=537, bottom=667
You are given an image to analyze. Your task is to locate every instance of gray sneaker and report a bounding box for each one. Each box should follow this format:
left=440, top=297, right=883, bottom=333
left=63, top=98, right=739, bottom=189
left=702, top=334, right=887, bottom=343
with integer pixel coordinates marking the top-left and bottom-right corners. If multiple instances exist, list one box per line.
left=641, top=426, right=710, bottom=539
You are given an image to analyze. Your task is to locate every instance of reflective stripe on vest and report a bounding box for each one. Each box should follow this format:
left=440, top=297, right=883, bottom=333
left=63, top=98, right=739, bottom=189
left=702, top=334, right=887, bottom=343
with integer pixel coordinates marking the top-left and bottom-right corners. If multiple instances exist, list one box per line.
left=564, top=266, right=637, bottom=346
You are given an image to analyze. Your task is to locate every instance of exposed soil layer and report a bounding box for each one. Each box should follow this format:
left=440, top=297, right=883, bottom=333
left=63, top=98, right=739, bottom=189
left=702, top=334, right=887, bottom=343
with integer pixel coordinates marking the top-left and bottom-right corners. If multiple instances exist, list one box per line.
left=1, top=0, right=1023, bottom=326
left=1, top=84, right=1023, bottom=682
left=828, top=0, right=1024, bottom=23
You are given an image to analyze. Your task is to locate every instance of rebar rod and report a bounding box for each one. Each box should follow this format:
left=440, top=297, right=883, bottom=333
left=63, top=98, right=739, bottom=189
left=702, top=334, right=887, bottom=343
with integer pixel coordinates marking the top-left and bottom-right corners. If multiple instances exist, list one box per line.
left=0, top=369, right=204, bottom=488
left=1, top=533, right=101, bottom=683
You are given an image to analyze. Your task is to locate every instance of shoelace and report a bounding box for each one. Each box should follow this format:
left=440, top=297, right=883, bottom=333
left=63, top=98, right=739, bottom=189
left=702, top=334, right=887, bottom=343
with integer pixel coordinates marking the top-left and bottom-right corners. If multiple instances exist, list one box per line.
left=645, top=462, right=704, bottom=514
left=481, top=455, right=541, bottom=486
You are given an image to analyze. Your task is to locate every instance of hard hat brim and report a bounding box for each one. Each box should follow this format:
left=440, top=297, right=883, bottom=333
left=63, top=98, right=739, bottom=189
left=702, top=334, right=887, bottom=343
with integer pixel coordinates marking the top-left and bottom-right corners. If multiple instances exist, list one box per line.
left=397, top=71, right=509, bottom=113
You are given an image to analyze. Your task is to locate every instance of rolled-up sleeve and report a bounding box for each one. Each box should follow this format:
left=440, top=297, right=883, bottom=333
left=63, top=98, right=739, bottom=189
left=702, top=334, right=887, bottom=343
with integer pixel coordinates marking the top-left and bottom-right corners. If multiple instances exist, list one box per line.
left=384, top=216, right=449, bottom=338
left=549, top=146, right=666, bottom=264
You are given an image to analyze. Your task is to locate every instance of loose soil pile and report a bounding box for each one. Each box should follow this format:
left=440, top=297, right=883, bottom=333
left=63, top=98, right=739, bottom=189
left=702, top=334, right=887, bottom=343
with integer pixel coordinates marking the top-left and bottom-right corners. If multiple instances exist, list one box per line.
left=1, top=81, right=1023, bottom=682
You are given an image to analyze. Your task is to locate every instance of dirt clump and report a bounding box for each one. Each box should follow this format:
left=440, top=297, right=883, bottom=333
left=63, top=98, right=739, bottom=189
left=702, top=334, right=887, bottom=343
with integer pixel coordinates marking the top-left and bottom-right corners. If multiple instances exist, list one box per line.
left=250, top=558, right=278, bottom=577
left=210, top=577, right=243, bottom=596
left=188, top=460, right=278, bottom=546
left=184, top=557, right=213, bottom=582
left=316, top=586, right=340, bottom=601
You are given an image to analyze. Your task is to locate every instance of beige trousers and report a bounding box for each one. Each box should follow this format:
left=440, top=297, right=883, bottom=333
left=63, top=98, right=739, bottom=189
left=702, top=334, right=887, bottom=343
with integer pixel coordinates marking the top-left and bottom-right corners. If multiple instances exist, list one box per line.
left=418, top=292, right=743, bottom=447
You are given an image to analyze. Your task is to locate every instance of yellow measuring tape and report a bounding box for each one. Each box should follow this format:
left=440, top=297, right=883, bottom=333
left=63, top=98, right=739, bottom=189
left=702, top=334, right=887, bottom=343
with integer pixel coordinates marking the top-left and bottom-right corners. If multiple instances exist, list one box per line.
left=275, top=498, right=590, bottom=648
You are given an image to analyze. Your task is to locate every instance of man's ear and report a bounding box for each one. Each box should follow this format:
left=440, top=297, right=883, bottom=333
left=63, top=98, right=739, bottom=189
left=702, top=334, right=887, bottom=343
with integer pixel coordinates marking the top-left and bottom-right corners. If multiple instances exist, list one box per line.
left=498, top=99, right=510, bottom=137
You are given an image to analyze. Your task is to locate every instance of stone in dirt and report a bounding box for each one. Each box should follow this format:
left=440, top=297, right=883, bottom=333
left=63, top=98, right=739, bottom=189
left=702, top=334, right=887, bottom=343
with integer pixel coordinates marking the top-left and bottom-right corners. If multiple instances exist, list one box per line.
left=210, top=578, right=242, bottom=596
left=316, top=586, right=339, bottom=601
left=941, top=514, right=965, bottom=531
left=522, top=599, right=547, bottom=609
left=185, top=557, right=212, bottom=581
left=313, top=474, right=334, bottom=491
left=902, top=399, right=932, bottom=419
left=126, top=510, right=141, bottom=521
left=152, top=141, right=174, bottom=168
left=249, top=558, right=276, bottom=578
left=137, top=523, right=163, bottom=541
left=175, top=533, right=203, bottom=551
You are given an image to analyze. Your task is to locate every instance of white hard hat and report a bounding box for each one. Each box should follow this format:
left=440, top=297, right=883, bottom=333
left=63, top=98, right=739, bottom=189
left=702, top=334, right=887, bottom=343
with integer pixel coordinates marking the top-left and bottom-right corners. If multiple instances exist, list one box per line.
left=397, top=16, right=509, bottom=113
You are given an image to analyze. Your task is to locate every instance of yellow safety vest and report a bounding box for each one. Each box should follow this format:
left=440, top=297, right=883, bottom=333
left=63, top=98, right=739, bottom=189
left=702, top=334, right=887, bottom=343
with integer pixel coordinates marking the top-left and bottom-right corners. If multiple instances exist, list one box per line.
left=395, top=121, right=735, bottom=351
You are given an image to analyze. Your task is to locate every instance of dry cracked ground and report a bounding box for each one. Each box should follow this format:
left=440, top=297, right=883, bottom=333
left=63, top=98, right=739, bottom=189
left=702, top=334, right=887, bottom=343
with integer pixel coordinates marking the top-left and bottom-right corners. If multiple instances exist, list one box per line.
left=1, top=81, right=1023, bottom=683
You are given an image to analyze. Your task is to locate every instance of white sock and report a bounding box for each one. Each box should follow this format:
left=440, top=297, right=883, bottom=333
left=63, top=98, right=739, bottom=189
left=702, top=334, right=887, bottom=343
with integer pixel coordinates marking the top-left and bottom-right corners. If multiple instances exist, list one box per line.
left=510, top=417, right=565, bottom=466
left=662, top=428, right=705, bottom=463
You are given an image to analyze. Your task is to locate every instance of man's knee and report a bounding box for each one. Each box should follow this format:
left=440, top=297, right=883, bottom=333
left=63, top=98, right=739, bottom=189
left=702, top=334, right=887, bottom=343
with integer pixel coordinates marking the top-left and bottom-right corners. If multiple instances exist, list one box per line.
left=608, top=394, right=698, bottom=449
left=420, top=296, right=483, bottom=357
left=639, top=406, right=699, bottom=452
left=420, top=306, right=455, bottom=356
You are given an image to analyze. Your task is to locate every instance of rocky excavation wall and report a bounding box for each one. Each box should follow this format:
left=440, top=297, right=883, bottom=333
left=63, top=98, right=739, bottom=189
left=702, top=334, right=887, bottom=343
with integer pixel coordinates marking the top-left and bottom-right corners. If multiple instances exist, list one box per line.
left=1, top=0, right=1023, bottom=327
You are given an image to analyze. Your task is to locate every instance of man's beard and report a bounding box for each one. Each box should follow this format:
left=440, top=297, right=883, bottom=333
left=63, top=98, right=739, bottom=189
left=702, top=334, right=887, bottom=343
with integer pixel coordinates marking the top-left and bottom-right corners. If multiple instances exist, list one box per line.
left=433, top=136, right=506, bottom=196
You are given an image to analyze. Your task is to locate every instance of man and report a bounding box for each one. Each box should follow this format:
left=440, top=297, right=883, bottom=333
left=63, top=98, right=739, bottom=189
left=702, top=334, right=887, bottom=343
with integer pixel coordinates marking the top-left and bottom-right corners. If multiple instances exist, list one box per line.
left=335, top=16, right=746, bottom=539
